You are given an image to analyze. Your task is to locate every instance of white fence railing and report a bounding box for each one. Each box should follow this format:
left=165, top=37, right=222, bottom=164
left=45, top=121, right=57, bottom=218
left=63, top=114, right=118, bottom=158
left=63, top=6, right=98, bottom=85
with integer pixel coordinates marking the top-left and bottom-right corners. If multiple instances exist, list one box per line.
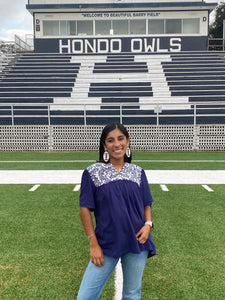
left=0, top=101, right=224, bottom=126
left=0, top=101, right=224, bottom=151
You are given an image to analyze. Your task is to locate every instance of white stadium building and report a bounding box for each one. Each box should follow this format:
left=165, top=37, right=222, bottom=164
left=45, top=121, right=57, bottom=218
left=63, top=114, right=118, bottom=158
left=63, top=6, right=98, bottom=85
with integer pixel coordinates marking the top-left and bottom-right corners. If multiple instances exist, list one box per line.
left=1, top=1, right=225, bottom=152
left=26, top=0, right=216, bottom=53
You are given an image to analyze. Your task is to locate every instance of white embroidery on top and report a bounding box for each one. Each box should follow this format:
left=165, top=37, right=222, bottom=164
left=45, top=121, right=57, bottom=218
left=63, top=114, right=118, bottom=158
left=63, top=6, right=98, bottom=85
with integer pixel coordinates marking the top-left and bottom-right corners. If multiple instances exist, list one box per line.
left=87, top=163, right=142, bottom=187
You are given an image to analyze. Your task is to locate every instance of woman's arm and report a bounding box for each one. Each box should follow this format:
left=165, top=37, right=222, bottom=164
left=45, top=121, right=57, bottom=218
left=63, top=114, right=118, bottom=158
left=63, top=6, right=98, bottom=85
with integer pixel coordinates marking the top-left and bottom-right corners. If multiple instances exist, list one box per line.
left=144, top=205, right=151, bottom=223
left=79, top=207, right=104, bottom=267
left=136, top=205, right=152, bottom=244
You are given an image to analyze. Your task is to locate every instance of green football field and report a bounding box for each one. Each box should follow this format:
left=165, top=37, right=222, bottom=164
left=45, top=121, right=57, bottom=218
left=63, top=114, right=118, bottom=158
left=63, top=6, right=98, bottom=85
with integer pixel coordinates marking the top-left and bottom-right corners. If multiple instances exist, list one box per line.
left=0, top=151, right=225, bottom=299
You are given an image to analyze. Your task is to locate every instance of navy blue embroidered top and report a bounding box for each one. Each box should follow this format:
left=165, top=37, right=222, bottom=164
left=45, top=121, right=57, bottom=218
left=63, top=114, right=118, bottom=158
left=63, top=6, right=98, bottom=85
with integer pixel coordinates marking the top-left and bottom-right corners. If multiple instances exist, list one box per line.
left=79, top=162, right=156, bottom=258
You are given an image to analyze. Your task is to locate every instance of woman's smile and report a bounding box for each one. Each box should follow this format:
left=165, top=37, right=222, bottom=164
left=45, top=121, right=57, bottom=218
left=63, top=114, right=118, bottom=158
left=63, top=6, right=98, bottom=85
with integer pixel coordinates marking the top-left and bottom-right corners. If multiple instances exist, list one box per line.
left=104, top=128, right=129, bottom=165
left=114, top=149, right=123, bottom=153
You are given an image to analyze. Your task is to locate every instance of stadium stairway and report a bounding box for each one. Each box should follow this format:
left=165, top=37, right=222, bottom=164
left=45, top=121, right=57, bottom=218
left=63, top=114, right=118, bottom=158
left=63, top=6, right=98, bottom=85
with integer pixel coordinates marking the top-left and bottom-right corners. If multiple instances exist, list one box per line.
left=0, top=51, right=225, bottom=125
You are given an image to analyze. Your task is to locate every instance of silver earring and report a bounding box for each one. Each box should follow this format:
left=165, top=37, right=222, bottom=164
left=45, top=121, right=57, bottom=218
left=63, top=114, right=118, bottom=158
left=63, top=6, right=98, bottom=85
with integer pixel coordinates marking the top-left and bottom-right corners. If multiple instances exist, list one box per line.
left=103, top=149, right=109, bottom=162
left=126, top=145, right=131, bottom=158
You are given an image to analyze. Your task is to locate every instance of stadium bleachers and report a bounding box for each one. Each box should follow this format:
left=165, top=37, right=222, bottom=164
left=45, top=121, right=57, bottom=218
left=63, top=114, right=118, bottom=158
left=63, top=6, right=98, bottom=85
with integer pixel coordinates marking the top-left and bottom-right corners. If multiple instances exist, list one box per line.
left=0, top=51, right=225, bottom=125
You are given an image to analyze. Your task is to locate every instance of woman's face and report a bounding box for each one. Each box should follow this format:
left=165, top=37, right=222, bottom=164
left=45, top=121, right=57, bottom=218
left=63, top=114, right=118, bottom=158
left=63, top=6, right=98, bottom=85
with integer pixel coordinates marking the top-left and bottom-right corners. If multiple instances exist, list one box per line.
left=104, top=128, right=129, bottom=164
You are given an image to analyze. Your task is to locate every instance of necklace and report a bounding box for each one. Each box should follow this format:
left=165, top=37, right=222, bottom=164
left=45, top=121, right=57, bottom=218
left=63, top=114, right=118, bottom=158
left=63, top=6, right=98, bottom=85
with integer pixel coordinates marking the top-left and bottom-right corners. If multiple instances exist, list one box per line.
left=110, top=162, right=124, bottom=173
left=115, top=166, right=123, bottom=173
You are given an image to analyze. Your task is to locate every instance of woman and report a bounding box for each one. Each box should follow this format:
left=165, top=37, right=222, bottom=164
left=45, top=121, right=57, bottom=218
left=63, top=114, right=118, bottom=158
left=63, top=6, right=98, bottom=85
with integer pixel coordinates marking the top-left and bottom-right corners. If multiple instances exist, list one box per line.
left=77, top=122, right=156, bottom=300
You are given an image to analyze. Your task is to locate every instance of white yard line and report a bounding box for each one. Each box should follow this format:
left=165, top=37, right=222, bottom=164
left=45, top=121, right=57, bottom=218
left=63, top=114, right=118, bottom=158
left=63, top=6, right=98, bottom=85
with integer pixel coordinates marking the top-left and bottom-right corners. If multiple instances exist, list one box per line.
left=1, top=170, right=224, bottom=184
left=145, top=170, right=225, bottom=184
left=115, top=260, right=123, bottom=300
left=0, top=170, right=83, bottom=184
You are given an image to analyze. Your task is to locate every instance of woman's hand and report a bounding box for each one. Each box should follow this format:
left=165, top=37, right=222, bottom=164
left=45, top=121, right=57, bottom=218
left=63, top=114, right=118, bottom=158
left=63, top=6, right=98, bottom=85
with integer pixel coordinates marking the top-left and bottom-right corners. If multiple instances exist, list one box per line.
left=136, top=225, right=151, bottom=244
left=89, top=236, right=104, bottom=267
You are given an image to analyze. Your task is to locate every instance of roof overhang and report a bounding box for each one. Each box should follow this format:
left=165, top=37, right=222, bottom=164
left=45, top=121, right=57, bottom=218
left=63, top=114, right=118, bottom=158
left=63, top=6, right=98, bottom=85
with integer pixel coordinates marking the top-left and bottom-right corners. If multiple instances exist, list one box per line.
left=26, top=2, right=217, bottom=15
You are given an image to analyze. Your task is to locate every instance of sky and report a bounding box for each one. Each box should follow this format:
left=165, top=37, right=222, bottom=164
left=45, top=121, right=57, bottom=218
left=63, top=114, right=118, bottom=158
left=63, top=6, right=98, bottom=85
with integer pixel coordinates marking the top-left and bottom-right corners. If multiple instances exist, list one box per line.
left=0, top=0, right=223, bottom=43
left=0, top=0, right=33, bottom=42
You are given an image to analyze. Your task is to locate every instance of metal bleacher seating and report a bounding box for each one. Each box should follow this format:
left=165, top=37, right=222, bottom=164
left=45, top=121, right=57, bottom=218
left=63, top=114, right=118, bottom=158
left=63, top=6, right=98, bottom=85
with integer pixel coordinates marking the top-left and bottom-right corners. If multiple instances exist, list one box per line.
left=0, top=51, right=225, bottom=125
left=0, top=53, right=79, bottom=125
left=162, top=52, right=225, bottom=124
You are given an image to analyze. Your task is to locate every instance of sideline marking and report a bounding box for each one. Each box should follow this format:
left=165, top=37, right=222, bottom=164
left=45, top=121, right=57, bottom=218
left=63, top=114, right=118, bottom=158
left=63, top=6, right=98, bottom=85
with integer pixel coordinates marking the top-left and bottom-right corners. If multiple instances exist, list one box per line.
left=29, top=185, right=40, bottom=192
left=135, top=160, right=225, bottom=163
left=145, top=170, right=225, bottom=184
left=0, top=170, right=225, bottom=184
left=0, top=160, right=96, bottom=163
left=1, top=160, right=225, bottom=163
left=202, top=185, right=214, bottom=192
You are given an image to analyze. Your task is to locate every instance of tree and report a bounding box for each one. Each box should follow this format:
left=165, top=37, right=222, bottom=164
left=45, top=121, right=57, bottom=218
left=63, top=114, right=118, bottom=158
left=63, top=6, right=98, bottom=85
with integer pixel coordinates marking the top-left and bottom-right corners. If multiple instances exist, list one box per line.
left=209, top=2, right=225, bottom=38
left=0, top=41, right=17, bottom=54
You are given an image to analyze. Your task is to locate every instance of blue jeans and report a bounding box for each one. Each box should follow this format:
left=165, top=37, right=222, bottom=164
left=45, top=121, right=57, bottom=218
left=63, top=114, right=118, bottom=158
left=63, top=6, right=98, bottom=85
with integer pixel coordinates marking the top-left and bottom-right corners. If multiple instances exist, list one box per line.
left=77, top=251, right=148, bottom=300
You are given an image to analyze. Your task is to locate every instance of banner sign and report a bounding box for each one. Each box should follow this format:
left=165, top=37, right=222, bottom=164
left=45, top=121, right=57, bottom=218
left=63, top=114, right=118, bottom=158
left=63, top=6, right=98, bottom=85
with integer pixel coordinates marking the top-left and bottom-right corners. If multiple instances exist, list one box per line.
left=80, top=12, right=161, bottom=19
left=34, top=36, right=208, bottom=53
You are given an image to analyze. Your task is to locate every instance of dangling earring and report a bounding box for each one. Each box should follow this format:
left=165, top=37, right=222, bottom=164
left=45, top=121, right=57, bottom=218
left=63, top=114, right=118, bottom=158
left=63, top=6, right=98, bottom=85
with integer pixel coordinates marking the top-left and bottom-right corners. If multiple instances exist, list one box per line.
left=103, top=148, right=109, bottom=162
left=126, top=145, right=131, bottom=158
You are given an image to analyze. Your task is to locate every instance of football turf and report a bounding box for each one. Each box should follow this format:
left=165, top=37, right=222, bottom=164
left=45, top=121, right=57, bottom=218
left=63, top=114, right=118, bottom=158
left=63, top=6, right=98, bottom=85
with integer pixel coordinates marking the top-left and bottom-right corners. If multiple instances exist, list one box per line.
left=0, top=152, right=224, bottom=299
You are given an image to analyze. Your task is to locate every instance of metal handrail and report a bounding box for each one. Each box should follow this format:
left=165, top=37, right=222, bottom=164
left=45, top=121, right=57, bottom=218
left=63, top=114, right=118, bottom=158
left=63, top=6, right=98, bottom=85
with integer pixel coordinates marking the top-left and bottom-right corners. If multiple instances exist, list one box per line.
left=0, top=101, right=224, bottom=126
left=14, top=35, right=33, bottom=52
left=208, top=38, right=225, bottom=51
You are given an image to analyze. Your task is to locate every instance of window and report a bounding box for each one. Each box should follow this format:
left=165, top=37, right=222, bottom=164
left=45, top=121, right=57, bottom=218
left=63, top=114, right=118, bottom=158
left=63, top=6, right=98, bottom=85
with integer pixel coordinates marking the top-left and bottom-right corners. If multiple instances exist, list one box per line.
left=68, top=21, right=76, bottom=35
left=95, top=20, right=111, bottom=35
left=43, top=21, right=59, bottom=36
left=43, top=20, right=75, bottom=36
left=183, top=18, right=199, bottom=34
left=77, top=21, right=93, bottom=35
left=42, top=17, right=201, bottom=37
left=130, top=19, right=146, bottom=34
left=60, top=21, right=67, bottom=35
left=113, top=20, right=129, bottom=34
left=166, top=19, right=182, bottom=34
left=148, top=19, right=164, bottom=34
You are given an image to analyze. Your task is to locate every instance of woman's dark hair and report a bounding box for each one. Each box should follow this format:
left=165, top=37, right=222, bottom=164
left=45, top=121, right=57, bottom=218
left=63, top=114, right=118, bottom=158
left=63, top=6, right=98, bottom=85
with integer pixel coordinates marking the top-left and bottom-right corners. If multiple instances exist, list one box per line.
left=99, top=122, right=132, bottom=163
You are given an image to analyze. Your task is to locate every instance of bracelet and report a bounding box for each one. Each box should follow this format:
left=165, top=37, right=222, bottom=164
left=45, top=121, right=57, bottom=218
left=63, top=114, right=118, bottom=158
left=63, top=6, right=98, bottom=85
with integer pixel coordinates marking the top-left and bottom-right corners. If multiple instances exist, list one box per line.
left=87, top=233, right=95, bottom=240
